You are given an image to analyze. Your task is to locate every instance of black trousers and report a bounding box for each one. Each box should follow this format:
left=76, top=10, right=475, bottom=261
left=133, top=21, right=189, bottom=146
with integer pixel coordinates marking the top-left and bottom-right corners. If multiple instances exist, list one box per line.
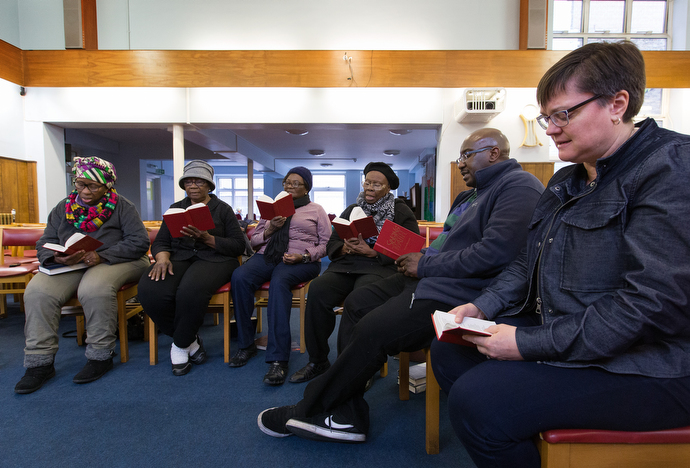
left=296, top=273, right=453, bottom=433
left=138, top=258, right=237, bottom=348
left=303, top=270, right=387, bottom=365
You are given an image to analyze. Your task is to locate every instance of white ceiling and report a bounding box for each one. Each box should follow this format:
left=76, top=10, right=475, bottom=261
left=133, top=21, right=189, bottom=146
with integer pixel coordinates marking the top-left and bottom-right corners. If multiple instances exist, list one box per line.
left=63, top=123, right=440, bottom=175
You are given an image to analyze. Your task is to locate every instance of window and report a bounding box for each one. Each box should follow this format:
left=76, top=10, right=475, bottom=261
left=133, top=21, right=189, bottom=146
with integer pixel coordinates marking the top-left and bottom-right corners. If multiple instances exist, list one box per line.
left=216, top=176, right=264, bottom=218
left=311, top=174, right=346, bottom=216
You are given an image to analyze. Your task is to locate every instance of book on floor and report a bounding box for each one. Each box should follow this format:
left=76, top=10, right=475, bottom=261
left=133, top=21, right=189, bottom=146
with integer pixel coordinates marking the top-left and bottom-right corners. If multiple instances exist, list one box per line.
left=163, top=203, right=215, bottom=238
left=38, top=262, right=89, bottom=276
left=42, top=233, right=103, bottom=255
left=331, top=206, right=379, bottom=240
left=256, top=191, right=295, bottom=219
left=373, top=219, right=425, bottom=260
left=432, top=310, right=496, bottom=346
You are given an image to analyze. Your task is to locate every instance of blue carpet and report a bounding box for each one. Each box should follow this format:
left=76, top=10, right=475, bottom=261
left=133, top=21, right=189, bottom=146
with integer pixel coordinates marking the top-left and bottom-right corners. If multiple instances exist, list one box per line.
left=0, top=298, right=476, bottom=468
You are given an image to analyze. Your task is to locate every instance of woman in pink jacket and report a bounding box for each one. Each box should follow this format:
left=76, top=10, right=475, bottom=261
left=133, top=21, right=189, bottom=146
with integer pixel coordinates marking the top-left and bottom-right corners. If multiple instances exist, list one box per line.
left=230, top=167, right=331, bottom=385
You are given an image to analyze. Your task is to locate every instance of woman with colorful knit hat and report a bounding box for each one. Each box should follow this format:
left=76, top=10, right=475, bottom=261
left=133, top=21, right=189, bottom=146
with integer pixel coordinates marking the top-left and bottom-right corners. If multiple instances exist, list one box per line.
left=15, top=157, right=150, bottom=395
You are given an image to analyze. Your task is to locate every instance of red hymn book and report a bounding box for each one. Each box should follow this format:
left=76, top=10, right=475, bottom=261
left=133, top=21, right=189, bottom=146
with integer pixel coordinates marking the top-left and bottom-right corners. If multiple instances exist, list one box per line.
left=331, top=207, right=379, bottom=240
left=256, top=191, right=295, bottom=219
left=163, top=203, right=215, bottom=238
left=42, top=232, right=103, bottom=255
left=373, top=220, right=425, bottom=260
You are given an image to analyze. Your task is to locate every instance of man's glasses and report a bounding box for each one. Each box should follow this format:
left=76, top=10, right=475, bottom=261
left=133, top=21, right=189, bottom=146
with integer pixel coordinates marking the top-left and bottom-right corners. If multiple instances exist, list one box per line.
left=536, top=94, right=603, bottom=130
left=183, top=179, right=207, bottom=187
left=362, top=181, right=386, bottom=191
left=456, top=146, right=496, bottom=165
left=74, top=181, right=105, bottom=192
left=283, top=181, right=305, bottom=188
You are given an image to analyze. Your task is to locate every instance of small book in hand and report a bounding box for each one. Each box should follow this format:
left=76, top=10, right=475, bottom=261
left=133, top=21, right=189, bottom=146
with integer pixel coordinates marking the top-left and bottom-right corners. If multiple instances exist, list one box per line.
left=432, top=310, right=496, bottom=346
left=42, top=233, right=103, bottom=255
left=256, top=191, right=295, bottom=219
left=373, top=219, right=425, bottom=260
left=163, top=203, right=215, bottom=238
left=331, top=207, right=379, bottom=240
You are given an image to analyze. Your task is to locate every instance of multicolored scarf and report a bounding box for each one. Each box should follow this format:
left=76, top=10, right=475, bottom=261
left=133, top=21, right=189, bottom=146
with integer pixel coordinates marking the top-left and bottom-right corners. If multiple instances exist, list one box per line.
left=356, top=191, right=396, bottom=247
left=65, top=189, right=119, bottom=233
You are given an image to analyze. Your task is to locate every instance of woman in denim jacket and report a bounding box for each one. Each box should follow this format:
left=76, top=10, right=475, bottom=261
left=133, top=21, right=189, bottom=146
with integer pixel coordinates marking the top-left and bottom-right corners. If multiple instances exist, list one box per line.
left=431, top=41, right=690, bottom=468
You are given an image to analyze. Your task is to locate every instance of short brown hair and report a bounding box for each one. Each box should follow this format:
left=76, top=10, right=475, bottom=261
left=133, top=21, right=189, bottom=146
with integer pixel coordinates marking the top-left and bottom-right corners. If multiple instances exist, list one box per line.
left=537, top=41, right=646, bottom=123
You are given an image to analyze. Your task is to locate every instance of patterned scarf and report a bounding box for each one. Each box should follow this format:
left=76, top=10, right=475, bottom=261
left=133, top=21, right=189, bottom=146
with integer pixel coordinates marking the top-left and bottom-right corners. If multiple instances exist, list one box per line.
left=65, top=189, right=119, bottom=233
left=356, top=191, right=396, bottom=246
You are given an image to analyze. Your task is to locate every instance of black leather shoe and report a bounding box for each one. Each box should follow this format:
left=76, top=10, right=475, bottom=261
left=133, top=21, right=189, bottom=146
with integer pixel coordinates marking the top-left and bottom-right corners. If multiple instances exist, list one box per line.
left=263, top=361, right=289, bottom=386
left=172, top=361, right=192, bottom=376
left=15, top=364, right=56, bottom=394
left=228, top=343, right=258, bottom=368
left=289, top=361, right=330, bottom=383
left=189, top=335, right=207, bottom=365
left=73, top=358, right=113, bottom=384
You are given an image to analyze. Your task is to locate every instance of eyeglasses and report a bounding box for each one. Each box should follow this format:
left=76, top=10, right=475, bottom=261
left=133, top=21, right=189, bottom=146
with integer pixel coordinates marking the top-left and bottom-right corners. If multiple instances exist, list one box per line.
left=183, top=179, right=207, bottom=187
left=362, top=181, right=386, bottom=191
left=283, top=181, right=305, bottom=188
left=74, top=181, right=105, bottom=192
left=536, top=94, right=603, bottom=130
left=456, top=146, right=496, bottom=165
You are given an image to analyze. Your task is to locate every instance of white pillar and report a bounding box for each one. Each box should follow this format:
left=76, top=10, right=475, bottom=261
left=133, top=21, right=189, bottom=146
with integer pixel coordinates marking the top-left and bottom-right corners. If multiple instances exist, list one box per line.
left=247, top=159, right=254, bottom=220
left=172, top=124, right=185, bottom=201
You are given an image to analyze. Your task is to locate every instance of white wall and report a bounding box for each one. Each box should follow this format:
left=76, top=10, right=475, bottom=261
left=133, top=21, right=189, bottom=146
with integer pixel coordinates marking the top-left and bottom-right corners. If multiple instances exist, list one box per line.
left=0, top=0, right=19, bottom=47
left=0, top=78, right=25, bottom=159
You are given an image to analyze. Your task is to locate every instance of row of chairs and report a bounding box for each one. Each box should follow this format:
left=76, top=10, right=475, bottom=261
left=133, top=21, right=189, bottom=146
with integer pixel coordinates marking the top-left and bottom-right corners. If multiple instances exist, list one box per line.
left=5, top=224, right=690, bottom=461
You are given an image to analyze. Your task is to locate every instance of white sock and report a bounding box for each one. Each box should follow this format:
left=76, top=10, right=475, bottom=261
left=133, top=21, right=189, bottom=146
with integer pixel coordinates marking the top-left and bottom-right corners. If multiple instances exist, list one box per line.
left=188, top=336, right=200, bottom=356
left=170, top=343, right=190, bottom=365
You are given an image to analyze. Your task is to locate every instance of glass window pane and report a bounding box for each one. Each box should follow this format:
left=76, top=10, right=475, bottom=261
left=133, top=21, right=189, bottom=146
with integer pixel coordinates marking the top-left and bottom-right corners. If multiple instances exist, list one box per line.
left=552, top=37, right=584, bottom=50
left=630, top=37, right=667, bottom=50
left=313, top=174, right=345, bottom=188
left=639, top=88, right=663, bottom=115
left=588, top=0, right=625, bottom=33
left=218, top=178, right=232, bottom=189
left=253, top=178, right=264, bottom=190
left=631, top=0, right=667, bottom=33
left=312, top=191, right=345, bottom=217
left=553, top=0, right=583, bottom=33
left=218, top=190, right=233, bottom=205
left=235, top=178, right=247, bottom=189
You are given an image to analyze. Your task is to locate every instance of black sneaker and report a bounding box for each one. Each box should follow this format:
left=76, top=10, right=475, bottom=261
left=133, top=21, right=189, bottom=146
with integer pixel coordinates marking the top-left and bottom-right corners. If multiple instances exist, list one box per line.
left=289, top=361, right=330, bottom=384
left=286, top=411, right=366, bottom=443
left=189, top=335, right=207, bottom=365
left=263, top=361, right=288, bottom=386
left=228, top=343, right=257, bottom=368
left=73, top=358, right=113, bottom=384
left=14, top=364, right=56, bottom=394
left=257, top=405, right=298, bottom=438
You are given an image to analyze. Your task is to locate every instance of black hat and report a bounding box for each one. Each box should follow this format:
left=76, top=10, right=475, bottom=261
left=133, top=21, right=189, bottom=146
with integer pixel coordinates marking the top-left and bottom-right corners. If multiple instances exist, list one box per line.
left=286, top=166, right=313, bottom=191
left=363, top=162, right=399, bottom=190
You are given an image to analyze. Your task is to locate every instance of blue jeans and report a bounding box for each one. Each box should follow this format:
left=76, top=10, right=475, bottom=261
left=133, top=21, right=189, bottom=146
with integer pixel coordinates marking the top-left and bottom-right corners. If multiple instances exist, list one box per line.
left=430, top=327, right=690, bottom=468
left=231, top=254, right=320, bottom=362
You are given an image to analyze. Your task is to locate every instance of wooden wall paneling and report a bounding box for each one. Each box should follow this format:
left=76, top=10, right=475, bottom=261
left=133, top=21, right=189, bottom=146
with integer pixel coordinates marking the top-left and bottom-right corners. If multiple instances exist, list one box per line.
left=450, top=161, right=554, bottom=202
left=5, top=45, right=687, bottom=89
left=81, top=0, right=98, bottom=50
left=0, top=157, right=39, bottom=223
left=0, top=40, right=23, bottom=85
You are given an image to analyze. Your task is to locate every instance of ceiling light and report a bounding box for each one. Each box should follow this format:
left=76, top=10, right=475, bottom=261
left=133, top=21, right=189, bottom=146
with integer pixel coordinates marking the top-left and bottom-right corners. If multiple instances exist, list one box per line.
left=389, top=129, right=412, bottom=136
left=309, top=149, right=325, bottom=156
left=286, top=129, right=309, bottom=136
left=320, top=163, right=333, bottom=167
left=383, top=149, right=400, bottom=157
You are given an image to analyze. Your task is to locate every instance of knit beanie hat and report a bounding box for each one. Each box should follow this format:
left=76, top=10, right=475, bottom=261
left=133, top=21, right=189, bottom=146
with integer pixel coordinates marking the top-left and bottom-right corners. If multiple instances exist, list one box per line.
left=72, top=156, right=117, bottom=189
left=363, top=162, right=399, bottom=190
left=285, top=166, right=313, bottom=192
left=179, top=160, right=215, bottom=191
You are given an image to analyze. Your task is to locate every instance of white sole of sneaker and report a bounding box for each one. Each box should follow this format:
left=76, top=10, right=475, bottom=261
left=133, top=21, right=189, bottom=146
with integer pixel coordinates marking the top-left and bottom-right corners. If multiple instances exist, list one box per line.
left=286, top=418, right=366, bottom=443
left=257, top=408, right=293, bottom=438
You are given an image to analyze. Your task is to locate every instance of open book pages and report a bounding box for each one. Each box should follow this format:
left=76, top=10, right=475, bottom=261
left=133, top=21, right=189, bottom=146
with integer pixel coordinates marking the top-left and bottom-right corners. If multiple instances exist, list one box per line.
left=42, top=233, right=103, bottom=254
left=433, top=310, right=496, bottom=338
left=163, top=202, right=207, bottom=216
left=257, top=191, right=291, bottom=204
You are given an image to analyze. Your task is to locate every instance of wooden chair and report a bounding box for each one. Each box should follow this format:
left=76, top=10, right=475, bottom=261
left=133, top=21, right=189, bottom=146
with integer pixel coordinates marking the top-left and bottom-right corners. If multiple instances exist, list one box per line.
left=62, top=282, right=142, bottom=362
left=0, top=264, right=35, bottom=318
left=537, top=426, right=690, bottom=468
left=253, top=280, right=311, bottom=353
left=398, top=348, right=440, bottom=455
left=1, top=226, right=44, bottom=266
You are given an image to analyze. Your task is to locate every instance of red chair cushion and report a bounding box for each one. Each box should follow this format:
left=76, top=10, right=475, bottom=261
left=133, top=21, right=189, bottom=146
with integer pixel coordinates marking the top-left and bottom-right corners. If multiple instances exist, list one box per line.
left=117, top=282, right=139, bottom=292
left=0, top=265, right=34, bottom=277
left=541, top=426, right=690, bottom=445
left=258, top=281, right=308, bottom=291
left=215, top=282, right=231, bottom=294
left=3, top=257, right=37, bottom=265
left=2, top=228, right=44, bottom=247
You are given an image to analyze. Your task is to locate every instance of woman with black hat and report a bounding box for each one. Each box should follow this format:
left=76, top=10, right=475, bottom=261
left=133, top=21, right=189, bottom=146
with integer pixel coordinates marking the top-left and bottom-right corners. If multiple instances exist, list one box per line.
left=289, top=162, right=418, bottom=384
left=137, top=160, right=246, bottom=376
left=229, top=166, right=331, bottom=386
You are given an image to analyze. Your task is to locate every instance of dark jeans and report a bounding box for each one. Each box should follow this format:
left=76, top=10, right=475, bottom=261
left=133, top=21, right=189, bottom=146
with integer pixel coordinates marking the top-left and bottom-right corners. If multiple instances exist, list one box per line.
left=303, top=270, right=385, bottom=365
left=430, top=325, right=690, bottom=468
left=137, top=257, right=237, bottom=348
left=296, top=273, right=453, bottom=433
left=231, top=253, right=320, bottom=362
